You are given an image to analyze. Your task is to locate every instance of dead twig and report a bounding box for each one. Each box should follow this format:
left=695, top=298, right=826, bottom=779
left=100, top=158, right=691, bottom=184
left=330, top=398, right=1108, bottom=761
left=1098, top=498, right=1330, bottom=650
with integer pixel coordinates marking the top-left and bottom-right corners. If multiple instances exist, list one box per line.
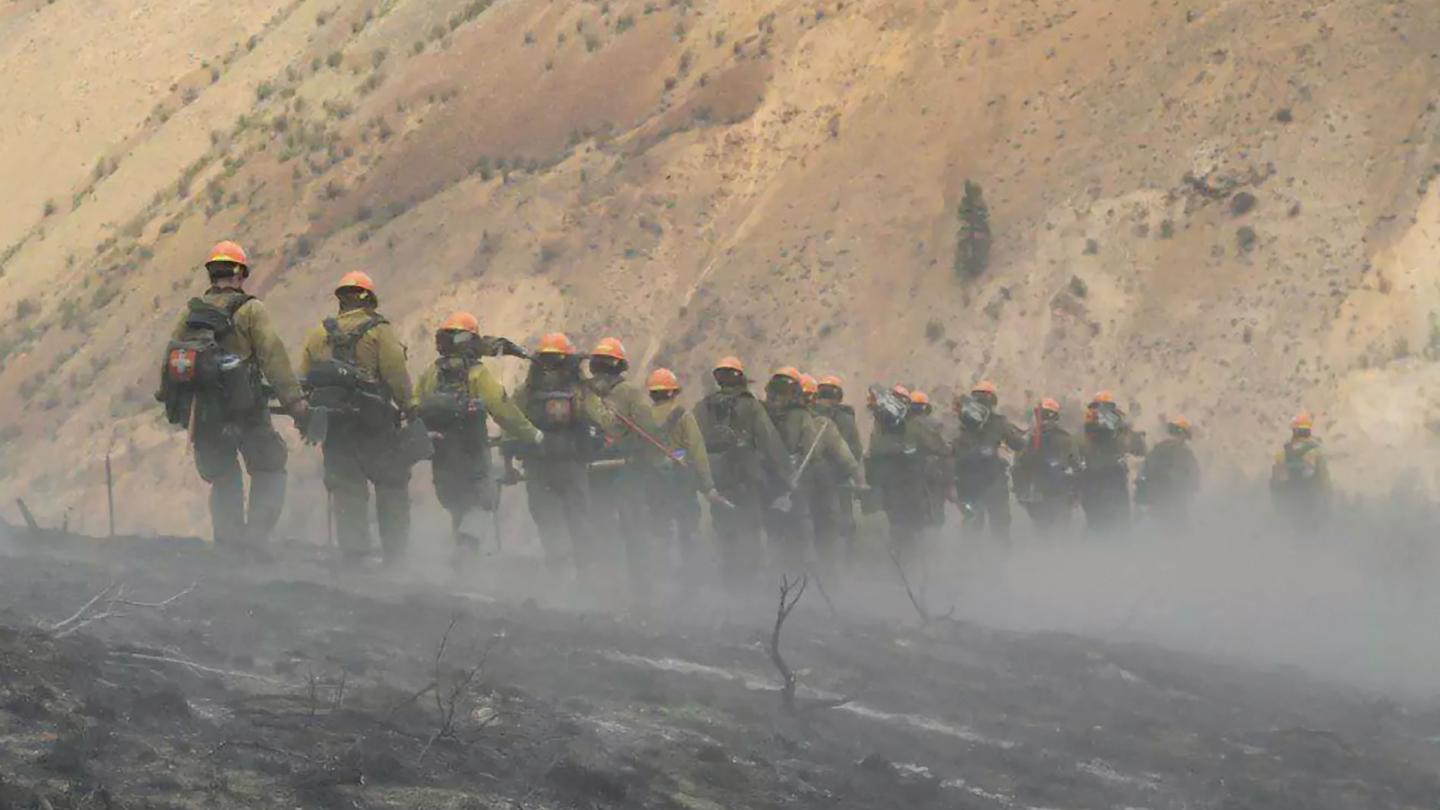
left=110, top=651, right=287, bottom=686
left=44, top=581, right=195, bottom=639
left=417, top=617, right=504, bottom=764
left=209, top=739, right=315, bottom=763
left=889, top=549, right=953, bottom=627
left=769, top=575, right=807, bottom=712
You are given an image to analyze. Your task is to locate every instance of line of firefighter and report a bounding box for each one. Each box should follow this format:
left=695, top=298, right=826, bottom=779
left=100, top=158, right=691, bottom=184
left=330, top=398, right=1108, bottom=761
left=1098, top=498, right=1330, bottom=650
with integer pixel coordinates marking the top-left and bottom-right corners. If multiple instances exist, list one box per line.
left=159, top=242, right=1334, bottom=582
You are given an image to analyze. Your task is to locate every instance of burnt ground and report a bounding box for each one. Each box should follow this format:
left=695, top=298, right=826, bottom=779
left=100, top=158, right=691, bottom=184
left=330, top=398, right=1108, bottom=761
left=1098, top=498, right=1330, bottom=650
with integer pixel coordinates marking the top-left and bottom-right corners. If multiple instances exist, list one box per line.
left=0, top=524, right=1437, bottom=810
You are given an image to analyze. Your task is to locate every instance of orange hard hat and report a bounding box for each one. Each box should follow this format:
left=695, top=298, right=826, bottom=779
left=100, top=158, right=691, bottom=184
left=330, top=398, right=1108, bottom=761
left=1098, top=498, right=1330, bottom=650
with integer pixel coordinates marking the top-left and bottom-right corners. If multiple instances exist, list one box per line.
left=910, top=390, right=931, bottom=406
left=1168, top=414, right=1192, bottom=433
left=1092, top=390, right=1115, bottom=405
left=800, top=374, right=818, bottom=395
left=972, top=380, right=997, bottom=396
left=647, top=368, right=680, bottom=392
left=715, top=356, right=745, bottom=374
left=438, top=311, right=480, bottom=335
left=207, top=240, right=249, bottom=268
left=891, top=384, right=911, bottom=400
left=591, top=336, right=627, bottom=362
left=336, top=270, right=377, bottom=296
left=1040, top=398, right=1061, bottom=412
left=537, top=332, right=576, bottom=356
left=818, top=375, right=843, bottom=389
left=1291, top=410, right=1314, bottom=430
left=771, top=366, right=803, bottom=384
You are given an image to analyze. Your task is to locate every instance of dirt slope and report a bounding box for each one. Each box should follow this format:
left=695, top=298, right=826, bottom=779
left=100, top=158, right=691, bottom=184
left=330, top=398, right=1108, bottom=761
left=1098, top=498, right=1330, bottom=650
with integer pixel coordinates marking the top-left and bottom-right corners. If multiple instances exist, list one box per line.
left=2, top=0, right=1440, bottom=534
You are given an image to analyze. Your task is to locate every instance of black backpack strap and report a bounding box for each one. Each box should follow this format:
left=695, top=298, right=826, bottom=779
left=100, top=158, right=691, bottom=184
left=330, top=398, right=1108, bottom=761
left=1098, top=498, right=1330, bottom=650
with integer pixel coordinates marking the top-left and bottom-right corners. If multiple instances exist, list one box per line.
left=324, top=315, right=386, bottom=363
left=663, top=405, right=687, bottom=434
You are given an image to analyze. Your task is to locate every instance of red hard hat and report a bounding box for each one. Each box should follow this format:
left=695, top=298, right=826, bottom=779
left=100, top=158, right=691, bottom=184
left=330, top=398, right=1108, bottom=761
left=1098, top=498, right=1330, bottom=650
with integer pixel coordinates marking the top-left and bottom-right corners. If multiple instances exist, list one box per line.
left=438, top=311, right=480, bottom=335
left=592, top=337, right=627, bottom=362
left=647, top=368, right=680, bottom=392
left=800, top=374, right=819, bottom=395
left=336, top=271, right=377, bottom=296
left=207, top=240, right=249, bottom=268
left=715, top=355, right=745, bottom=373
left=972, top=380, right=997, bottom=397
left=910, top=390, right=931, bottom=406
left=537, top=332, right=576, bottom=356
left=1040, top=397, right=1061, bottom=412
left=772, top=367, right=803, bottom=385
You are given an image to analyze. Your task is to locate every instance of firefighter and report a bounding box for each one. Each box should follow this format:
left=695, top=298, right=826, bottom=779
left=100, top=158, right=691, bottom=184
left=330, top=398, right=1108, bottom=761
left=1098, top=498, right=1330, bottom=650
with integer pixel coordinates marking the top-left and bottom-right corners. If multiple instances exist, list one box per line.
left=906, top=390, right=952, bottom=536
left=414, top=312, right=542, bottom=558
left=951, top=381, right=1026, bottom=542
left=299, top=271, right=414, bottom=564
left=1012, top=398, right=1079, bottom=535
left=813, top=375, right=863, bottom=559
left=158, top=241, right=305, bottom=555
left=1076, top=391, right=1147, bottom=533
left=1269, top=410, right=1332, bottom=531
left=1135, top=415, right=1201, bottom=529
left=695, top=356, right=795, bottom=590
left=513, top=332, right=608, bottom=578
left=762, top=368, right=821, bottom=574
left=646, top=368, right=720, bottom=576
left=584, top=337, right=668, bottom=600
left=800, top=374, right=866, bottom=576
left=865, top=384, right=927, bottom=565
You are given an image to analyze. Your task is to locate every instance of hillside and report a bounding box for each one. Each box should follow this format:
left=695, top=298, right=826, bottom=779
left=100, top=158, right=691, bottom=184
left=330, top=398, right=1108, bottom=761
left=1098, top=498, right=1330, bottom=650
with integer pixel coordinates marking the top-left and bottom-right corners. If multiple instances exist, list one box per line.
left=2, top=0, right=1440, bottom=536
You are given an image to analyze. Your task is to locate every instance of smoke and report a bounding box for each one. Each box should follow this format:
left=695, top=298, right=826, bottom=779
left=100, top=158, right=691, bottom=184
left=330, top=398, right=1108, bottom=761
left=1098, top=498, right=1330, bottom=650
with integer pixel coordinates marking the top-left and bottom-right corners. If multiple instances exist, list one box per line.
left=910, top=488, right=1440, bottom=700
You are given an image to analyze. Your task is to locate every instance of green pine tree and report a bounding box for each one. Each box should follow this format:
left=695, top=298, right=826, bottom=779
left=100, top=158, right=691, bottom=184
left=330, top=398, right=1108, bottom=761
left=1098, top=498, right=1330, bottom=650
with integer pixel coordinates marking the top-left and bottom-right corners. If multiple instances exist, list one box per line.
left=954, top=180, right=991, bottom=279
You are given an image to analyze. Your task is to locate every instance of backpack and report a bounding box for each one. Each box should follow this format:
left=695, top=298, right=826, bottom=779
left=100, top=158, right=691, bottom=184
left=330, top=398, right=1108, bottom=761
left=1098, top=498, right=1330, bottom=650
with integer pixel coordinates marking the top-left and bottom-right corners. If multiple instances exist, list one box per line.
left=418, top=357, right=487, bottom=436
left=1283, top=442, right=1319, bottom=484
left=868, top=385, right=909, bottom=429
left=702, top=390, right=753, bottom=453
left=304, top=315, right=396, bottom=428
left=958, top=397, right=992, bottom=430
left=160, top=295, right=260, bottom=427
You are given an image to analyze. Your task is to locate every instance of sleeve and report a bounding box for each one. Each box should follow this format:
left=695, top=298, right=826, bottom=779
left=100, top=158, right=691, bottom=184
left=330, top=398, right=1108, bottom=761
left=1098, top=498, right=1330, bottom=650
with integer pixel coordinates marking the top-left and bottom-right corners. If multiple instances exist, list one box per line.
left=1183, top=447, right=1202, bottom=492
left=472, top=365, right=540, bottom=442
left=1001, top=419, right=1028, bottom=453
left=839, top=412, right=864, bottom=459
left=413, top=365, right=437, bottom=409
left=239, top=301, right=303, bottom=407
left=682, top=412, right=716, bottom=492
left=298, top=327, right=325, bottom=379
left=1127, top=427, right=1149, bottom=456
left=823, top=422, right=864, bottom=484
left=577, top=385, right=611, bottom=430
left=375, top=326, right=415, bottom=410
left=750, top=400, right=797, bottom=485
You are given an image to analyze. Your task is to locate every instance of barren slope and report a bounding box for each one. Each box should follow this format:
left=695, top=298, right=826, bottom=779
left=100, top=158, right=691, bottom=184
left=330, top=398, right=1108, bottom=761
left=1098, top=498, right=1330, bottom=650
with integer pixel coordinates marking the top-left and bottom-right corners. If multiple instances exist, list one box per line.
left=2, top=0, right=1440, bottom=534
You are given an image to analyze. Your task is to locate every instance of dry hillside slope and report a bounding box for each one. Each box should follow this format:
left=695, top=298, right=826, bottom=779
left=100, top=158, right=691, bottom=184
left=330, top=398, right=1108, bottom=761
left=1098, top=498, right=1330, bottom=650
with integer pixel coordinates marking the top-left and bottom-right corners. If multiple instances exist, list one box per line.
left=2, top=0, right=1440, bottom=536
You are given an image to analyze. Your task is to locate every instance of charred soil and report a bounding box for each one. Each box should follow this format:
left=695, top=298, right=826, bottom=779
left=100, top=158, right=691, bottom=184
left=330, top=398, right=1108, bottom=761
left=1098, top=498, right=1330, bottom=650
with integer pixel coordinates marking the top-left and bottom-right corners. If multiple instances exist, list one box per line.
left=0, top=526, right=1436, bottom=809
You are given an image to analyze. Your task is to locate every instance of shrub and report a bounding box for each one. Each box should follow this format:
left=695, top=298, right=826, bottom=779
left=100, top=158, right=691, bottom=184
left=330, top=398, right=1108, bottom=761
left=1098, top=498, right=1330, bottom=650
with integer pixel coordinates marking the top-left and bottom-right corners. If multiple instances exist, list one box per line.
left=954, top=180, right=991, bottom=278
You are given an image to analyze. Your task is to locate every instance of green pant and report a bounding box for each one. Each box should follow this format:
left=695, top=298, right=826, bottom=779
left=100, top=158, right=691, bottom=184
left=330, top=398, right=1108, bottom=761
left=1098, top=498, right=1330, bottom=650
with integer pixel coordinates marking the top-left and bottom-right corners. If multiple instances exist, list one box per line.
left=524, top=458, right=592, bottom=574
left=710, top=450, right=769, bottom=591
left=431, top=435, right=497, bottom=550
left=869, top=454, right=927, bottom=565
left=193, top=413, right=287, bottom=549
left=763, top=490, right=812, bottom=577
left=590, top=463, right=656, bottom=598
left=808, top=481, right=851, bottom=575
left=648, top=471, right=701, bottom=572
left=958, top=467, right=1012, bottom=542
left=323, top=422, right=411, bottom=562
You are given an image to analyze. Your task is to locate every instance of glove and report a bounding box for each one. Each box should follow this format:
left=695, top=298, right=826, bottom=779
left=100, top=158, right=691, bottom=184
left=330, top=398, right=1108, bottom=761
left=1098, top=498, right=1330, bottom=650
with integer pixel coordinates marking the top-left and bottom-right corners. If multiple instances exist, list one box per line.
left=532, top=428, right=545, bottom=445
left=705, top=489, right=735, bottom=510
left=499, top=337, right=528, bottom=358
